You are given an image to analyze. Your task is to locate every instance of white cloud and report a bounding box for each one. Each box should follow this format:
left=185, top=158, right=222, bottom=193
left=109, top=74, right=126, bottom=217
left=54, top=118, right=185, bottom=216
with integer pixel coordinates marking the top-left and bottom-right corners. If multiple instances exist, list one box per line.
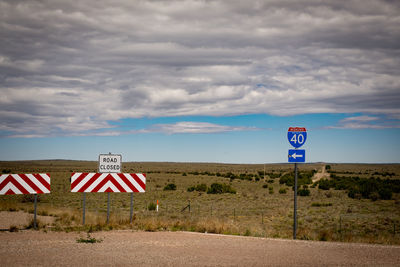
left=0, top=0, right=400, bottom=137
left=140, top=122, right=258, bottom=134
left=327, top=115, right=400, bottom=129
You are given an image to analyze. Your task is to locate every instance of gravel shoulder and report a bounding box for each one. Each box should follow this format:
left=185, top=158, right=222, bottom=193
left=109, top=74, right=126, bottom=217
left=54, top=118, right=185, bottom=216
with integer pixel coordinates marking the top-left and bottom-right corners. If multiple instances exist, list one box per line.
left=0, top=230, right=399, bottom=266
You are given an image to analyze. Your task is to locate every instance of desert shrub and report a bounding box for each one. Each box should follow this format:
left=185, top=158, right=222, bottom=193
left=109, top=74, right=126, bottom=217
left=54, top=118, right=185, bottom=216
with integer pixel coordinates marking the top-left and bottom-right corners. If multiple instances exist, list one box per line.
left=262, top=184, right=268, bottom=189
left=269, top=187, right=274, bottom=194
left=378, top=187, right=392, bottom=200
left=318, top=179, right=331, bottom=190
left=196, top=183, right=208, bottom=192
left=182, top=172, right=187, bottom=176
left=311, top=202, right=332, bottom=207
left=369, top=192, right=379, bottom=201
left=207, top=183, right=236, bottom=194
left=298, top=185, right=310, bottom=196
left=187, top=186, right=195, bottom=192
left=163, top=183, right=176, bottom=191
left=148, top=203, right=157, bottom=211
left=188, top=183, right=207, bottom=192
left=268, top=179, right=274, bottom=184
left=279, top=172, right=313, bottom=187
left=325, top=165, right=331, bottom=171
left=279, top=188, right=287, bottom=194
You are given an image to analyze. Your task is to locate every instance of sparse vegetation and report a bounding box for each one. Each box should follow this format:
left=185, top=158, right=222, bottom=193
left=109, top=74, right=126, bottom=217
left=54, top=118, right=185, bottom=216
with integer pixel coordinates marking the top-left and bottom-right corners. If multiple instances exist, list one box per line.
left=163, top=183, right=177, bottom=191
left=207, top=183, right=236, bottom=194
left=76, top=233, right=103, bottom=244
left=317, top=175, right=399, bottom=200
left=0, top=161, right=399, bottom=245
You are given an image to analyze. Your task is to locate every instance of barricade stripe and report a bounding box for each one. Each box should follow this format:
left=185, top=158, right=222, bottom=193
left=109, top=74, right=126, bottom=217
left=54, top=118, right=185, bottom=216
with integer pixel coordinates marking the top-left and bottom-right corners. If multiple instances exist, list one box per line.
left=75, top=173, right=99, bottom=192
left=0, top=176, right=30, bottom=194
left=132, top=174, right=146, bottom=191
left=111, top=174, right=131, bottom=192
left=0, top=174, right=7, bottom=184
left=0, top=182, right=22, bottom=195
left=14, top=174, right=36, bottom=193
left=0, top=174, right=51, bottom=195
left=104, top=175, right=126, bottom=192
left=136, top=173, right=146, bottom=185
left=126, top=174, right=145, bottom=193
left=70, top=173, right=146, bottom=193
left=86, top=173, right=107, bottom=192
left=117, top=173, right=136, bottom=192
left=99, top=180, right=120, bottom=192
left=71, top=173, right=91, bottom=190
left=28, top=174, right=50, bottom=193
left=92, top=174, right=110, bottom=192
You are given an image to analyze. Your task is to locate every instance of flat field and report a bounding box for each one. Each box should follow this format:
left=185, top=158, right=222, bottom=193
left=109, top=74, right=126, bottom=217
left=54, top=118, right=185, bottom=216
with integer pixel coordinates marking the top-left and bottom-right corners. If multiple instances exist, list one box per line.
left=0, top=160, right=399, bottom=245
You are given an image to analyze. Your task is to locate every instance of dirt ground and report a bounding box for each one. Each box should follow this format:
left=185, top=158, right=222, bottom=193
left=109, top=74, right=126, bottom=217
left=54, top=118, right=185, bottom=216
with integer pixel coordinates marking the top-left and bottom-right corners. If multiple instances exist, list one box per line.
left=312, top=165, right=330, bottom=183
left=0, top=230, right=399, bottom=266
left=0, top=211, right=55, bottom=229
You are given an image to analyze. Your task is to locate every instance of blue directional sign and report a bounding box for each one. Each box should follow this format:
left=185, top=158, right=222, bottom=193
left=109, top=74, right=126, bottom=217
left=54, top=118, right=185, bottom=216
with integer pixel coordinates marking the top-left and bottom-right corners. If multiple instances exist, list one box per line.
left=288, top=149, right=305, bottom=163
left=288, top=127, right=307, bottom=148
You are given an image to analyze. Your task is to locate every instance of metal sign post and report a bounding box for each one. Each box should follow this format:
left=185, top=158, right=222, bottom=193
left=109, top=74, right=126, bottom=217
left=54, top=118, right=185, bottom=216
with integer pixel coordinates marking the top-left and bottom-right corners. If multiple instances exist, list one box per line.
left=287, top=127, right=307, bottom=240
left=82, top=192, right=86, bottom=225
left=34, top=193, right=38, bottom=229
left=107, top=192, right=110, bottom=224
left=293, top=163, right=298, bottom=239
left=130, top=192, right=134, bottom=223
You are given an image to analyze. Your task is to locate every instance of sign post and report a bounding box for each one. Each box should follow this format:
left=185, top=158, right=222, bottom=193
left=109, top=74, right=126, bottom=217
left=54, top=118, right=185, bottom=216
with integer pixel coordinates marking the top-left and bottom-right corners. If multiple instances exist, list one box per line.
left=0, top=173, right=50, bottom=230
left=99, top=153, right=121, bottom=224
left=287, top=127, right=307, bottom=240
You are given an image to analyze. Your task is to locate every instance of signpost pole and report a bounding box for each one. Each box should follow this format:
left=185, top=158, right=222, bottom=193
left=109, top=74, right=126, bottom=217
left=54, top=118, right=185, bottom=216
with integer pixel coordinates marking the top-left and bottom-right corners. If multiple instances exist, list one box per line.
left=82, top=192, right=86, bottom=225
left=107, top=192, right=110, bottom=224
left=34, top=193, right=38, bottom=229
left=294, top=162, right=298, bottom=239
left=130, top=192, right=134, bottom=223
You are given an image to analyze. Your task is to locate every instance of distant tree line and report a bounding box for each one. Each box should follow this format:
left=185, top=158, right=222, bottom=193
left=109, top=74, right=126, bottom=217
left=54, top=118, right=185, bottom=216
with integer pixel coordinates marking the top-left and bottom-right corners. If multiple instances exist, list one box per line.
left=317, top=174, right=400, bottom=200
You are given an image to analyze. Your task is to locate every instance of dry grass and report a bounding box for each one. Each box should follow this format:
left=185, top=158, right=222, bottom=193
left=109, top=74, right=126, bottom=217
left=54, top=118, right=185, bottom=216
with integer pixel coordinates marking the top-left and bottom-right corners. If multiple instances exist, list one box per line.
left=0, top=160, right=399, bottom=244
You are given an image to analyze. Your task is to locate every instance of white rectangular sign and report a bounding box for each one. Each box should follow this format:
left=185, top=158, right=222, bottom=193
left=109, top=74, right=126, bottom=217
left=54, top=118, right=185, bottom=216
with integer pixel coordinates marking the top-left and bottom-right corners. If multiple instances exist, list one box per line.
left=99, top=154, right=122, bottom=173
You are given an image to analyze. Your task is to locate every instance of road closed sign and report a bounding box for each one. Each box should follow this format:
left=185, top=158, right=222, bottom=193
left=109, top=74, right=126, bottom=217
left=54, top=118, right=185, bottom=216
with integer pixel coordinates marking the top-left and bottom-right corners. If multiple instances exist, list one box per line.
left=99, top=154, right=121, bottom=173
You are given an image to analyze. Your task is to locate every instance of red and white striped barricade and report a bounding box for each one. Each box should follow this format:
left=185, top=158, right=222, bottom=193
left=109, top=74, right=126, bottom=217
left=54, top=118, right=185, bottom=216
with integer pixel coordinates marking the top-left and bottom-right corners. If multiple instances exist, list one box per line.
left=0, top=173, right=51, bottom=195
left=71, top=173, right=146, bottom=193
left=71, top=173, right=146, bottom=225
left=0, top=173, right=50, bottom=229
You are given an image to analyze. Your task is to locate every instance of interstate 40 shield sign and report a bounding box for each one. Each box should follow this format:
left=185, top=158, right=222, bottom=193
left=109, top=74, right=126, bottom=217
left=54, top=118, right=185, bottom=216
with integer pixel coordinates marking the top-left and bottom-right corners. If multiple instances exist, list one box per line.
left=287, top=127, right=307, bottom=148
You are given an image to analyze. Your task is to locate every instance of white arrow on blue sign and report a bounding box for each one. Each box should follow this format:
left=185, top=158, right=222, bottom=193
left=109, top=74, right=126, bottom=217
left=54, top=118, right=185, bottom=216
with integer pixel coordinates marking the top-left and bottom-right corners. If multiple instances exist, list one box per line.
left=288, top=127, right=307, bottom=148
left=288, top=149, right=305, bottom=163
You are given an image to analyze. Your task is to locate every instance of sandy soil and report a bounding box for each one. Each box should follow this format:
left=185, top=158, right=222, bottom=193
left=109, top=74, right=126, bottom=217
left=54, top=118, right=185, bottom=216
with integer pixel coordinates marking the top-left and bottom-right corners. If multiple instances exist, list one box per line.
left=0, top=230, right=399, bottom=266
left=0, top=211, right=55, bottom=229
left=312, top=165, right=330, bottom=183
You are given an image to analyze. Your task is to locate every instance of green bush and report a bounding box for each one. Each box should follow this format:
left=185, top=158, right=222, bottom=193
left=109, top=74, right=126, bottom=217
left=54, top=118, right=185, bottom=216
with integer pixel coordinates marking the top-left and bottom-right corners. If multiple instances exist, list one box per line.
left=207, top=183, right=236, bottom=194
left=298, top=185, right=310, bottom=196
left=187, top=183, right=208, bottom=192
left=318, top=179, right=331, bottom=190
left=187, top=186, right=195, bottom=192
left=148, top=203, right=157, bottom=211
left=163, top=183, right=176, bottom=191
left=279, top=188, right=287, bottom=194
left=269, top=187, right=274, bottom=194
left=262, top=184, right=268, bottom=189
left=378, top=187, right=392, bottom=200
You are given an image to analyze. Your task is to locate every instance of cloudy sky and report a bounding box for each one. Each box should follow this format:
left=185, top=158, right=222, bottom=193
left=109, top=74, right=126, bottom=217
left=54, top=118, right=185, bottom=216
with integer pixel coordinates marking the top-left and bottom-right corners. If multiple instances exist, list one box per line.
left=1, top=0, right=399, bottom=163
